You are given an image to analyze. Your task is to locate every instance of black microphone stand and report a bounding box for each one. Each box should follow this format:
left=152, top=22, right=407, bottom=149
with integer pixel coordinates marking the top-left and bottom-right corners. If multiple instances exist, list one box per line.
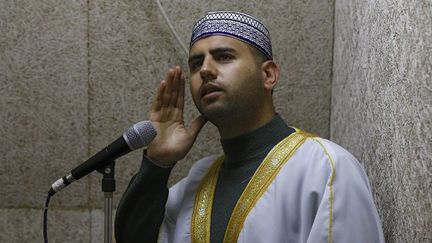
left=97, top=161, right=116, bottom=243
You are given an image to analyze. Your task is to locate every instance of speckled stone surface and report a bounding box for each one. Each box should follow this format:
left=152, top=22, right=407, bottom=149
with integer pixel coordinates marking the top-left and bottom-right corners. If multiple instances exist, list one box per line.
left=0, top=209, right=90, bottom=242
left=90, top=209, right=117, bottom=242
left=0, top=0, right=89, bottom=241
left=332, top=1, right=432, bottom=242
left=0, top=0, right=335, bottom=241
left=0, top=0, right=89, bottom=207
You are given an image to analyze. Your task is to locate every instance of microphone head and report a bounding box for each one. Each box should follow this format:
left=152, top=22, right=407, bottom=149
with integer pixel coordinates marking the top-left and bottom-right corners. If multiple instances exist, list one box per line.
left=123, top=120, right=157, bottom=150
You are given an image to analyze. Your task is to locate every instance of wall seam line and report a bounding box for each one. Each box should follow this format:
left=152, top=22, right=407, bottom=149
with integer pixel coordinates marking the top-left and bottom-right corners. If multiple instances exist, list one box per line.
left=86, top=0, right=92, bottom=242
left=329, top=0, right=337, bottom=140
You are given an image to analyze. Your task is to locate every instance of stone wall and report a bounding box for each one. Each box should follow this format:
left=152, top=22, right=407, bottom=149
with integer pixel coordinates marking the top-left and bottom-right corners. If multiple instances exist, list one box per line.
left=332, top=1, right=431, bottom=242
left=0, top=0, right=334, bottom=241
left=2, top=0, right=430, bottom=242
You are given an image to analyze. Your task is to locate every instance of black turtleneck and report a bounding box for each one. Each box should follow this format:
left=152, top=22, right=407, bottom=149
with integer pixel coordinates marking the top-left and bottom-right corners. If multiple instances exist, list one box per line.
left=211, top=114, right=295, bottom=242
left=115, top=114, right=294, bottom=243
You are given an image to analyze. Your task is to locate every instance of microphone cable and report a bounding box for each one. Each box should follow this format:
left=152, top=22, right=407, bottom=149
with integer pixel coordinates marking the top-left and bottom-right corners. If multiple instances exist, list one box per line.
left=43, top=189, right=55, bottom=243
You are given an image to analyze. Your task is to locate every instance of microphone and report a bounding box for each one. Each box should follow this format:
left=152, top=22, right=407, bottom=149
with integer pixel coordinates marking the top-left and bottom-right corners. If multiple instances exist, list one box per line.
left=49, top=120, right=157, bottom=196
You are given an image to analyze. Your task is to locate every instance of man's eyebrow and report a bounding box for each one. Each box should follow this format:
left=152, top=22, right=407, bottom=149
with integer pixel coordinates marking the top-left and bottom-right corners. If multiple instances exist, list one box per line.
left=210, top=47, right=236, bottom=55
left=189, top=47, right=237, bottom=63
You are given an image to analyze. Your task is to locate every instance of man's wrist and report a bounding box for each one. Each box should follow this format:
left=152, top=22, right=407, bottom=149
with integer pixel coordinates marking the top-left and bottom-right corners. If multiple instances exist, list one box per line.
left=143, top=149, right=176, bottom=168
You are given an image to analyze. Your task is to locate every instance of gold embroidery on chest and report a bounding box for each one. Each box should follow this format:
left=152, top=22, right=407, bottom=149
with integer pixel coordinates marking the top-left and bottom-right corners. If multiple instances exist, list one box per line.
left=191, top=130, right=312, bottom=243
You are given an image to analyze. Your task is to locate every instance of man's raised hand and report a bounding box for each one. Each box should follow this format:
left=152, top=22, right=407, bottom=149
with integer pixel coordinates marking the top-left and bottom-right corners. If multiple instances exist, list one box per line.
left=146, top=66, right=207, bottom=167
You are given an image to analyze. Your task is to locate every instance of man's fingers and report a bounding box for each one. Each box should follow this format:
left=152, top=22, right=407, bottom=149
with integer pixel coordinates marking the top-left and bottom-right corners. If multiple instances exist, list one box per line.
left=151, top=80, right=166, bottom=112
left=162, top=69, right=174, bottom=106
left=169, top=66, right=180, bottom=107
left=176, top=74, right=185, bottom=109
left=149, top=66, right=183, bottom=119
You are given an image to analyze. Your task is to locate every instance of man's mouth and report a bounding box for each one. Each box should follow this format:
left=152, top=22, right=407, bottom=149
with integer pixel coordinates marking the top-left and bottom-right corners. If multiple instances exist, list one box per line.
left=201, top=84, right=223, bottom=98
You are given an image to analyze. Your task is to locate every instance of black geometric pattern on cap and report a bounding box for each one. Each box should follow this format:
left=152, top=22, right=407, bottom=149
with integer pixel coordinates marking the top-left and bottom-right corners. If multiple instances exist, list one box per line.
left=190, top=11, right=273, bottom=60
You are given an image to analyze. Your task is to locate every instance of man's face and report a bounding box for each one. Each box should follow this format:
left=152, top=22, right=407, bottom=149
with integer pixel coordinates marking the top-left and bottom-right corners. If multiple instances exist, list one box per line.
left=188, top=35, right=265, bottom=122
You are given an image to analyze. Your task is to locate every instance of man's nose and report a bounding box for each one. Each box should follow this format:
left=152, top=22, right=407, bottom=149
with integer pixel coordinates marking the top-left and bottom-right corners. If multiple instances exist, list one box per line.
left=199, top=58, right=217, bottom=83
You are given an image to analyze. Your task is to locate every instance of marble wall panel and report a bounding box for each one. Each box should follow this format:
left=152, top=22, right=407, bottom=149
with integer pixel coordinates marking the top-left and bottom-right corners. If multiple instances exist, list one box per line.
left=0, top=0, right=89, bottom=207
left=0, top=0, right=89, bottom=241
left=332, top=0, right=432, bottom=242
left=0, top=209, right=90, bottom=243
left=0, top=0, right=335, bottom=240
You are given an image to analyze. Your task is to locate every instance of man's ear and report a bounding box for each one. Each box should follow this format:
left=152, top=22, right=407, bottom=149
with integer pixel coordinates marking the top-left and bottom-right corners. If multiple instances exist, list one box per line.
left=261, top=60, right=279, bottom=92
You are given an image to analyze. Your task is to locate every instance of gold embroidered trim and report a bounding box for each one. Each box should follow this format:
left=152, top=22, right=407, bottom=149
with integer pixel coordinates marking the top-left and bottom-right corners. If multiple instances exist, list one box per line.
left=191, top=130, right=313, bottom=243
left=191, top=156, right=224, bottom=243
left=312, top=138, right=335, bottom=243
left=223, top=131, right=311, bottom=242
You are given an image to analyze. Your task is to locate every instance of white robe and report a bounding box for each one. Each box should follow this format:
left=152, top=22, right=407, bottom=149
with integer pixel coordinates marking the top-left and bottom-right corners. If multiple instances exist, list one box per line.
left=158, top=137, right=385, bottom=243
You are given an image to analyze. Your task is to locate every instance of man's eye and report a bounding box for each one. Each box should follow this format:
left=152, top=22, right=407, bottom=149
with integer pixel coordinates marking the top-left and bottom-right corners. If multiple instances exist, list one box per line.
left=189, top=61, right=202, bottom=71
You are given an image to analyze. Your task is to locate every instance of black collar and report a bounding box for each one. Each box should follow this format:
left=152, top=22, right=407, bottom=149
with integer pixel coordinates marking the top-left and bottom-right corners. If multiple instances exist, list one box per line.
left=220, top=114, right=295, bottom=168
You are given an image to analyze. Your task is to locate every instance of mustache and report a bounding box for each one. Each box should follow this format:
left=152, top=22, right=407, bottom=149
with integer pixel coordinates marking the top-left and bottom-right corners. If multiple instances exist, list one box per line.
left=199, top=82, right=224, bottom=97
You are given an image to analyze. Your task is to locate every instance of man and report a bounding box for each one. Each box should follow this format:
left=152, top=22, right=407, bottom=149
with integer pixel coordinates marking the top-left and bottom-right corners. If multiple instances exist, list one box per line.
left=115, top=11, right=385, bottom=243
